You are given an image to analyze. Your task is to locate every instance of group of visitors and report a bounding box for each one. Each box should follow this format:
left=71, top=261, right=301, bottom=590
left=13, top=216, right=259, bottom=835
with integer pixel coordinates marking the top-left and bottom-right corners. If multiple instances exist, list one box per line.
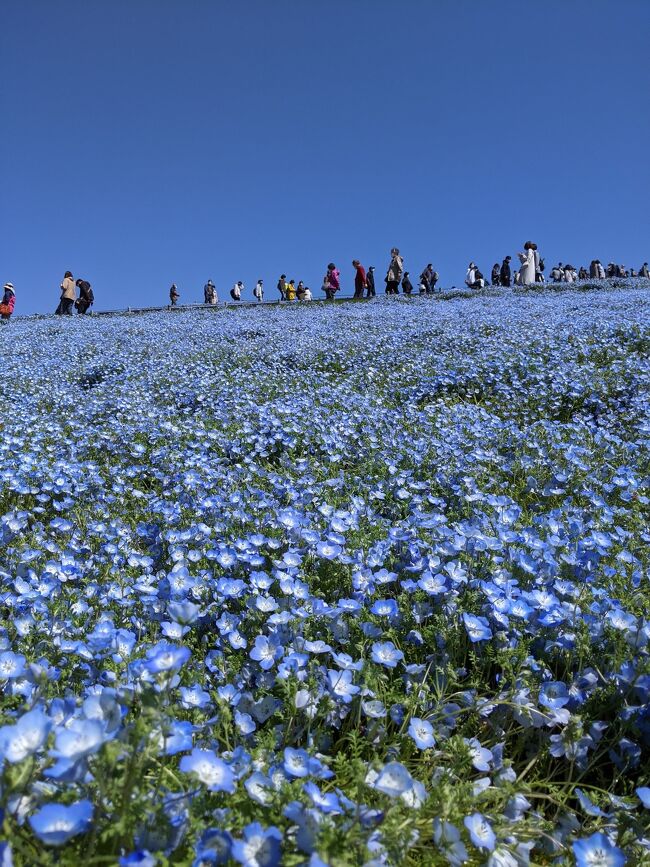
left=2, top=249, right=650, bottom=323
left=53, top=271, right=95, bottom=316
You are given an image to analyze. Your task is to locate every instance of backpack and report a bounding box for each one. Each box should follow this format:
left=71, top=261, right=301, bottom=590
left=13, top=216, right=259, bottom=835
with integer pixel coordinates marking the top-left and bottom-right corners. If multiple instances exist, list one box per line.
left=230, top=287, right=236, bottom=300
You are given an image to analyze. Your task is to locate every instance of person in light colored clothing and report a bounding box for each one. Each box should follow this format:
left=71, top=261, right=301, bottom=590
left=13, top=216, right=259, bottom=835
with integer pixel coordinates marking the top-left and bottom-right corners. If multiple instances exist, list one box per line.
left=518, top=242, right=536, bottom=286
left=254, top=280, right=264, bottom=301
left=385, top=248, right=403, bottom=294
left=58, top=271, right=76, bottom=314
left=204, top=280, right=217, bottom=304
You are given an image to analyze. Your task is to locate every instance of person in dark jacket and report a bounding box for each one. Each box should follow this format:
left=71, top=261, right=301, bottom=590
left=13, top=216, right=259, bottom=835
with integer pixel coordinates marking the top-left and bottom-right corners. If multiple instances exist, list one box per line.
left=366, top=266, right=376, bottom=297
left=491, top=263, right=500, bottom=286
left=401, top=271, right=413, bottom=295
left=499, top=256, right=512, bottom=287
left=277, top=274, right=287, bottom=300
left=352, top=260, right=366, bottom=298
left=419, top=264, right=434, bottom=293
left=75, top=279, right=94, bottom=314
left=169, top=283, right=180, bottom=305
left=640, top=263, right=650, bottom=278
left=578, top=266, right=588, bottom=280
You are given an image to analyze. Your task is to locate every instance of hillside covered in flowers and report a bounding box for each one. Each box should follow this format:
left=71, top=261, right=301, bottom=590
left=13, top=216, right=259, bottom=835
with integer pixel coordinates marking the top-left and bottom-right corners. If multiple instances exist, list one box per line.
left=0, top=281, right=649, bottom=866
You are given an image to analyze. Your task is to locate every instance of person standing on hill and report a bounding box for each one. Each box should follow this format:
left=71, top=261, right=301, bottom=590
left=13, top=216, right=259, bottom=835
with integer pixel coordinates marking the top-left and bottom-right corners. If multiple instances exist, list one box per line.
left=640, top=262, right=650, bottom=278
left=204, top=279, right=217, bottom=304
left=500, top=256, right=512, bottom=287
left=169, top=283, right=180, bottom=305
left=277, top=274, right=287, bottom=300
left=254, top=279, right=264, bottom=301
left=419, top=264, right=434, bottom=293
left=286, top=279, right=296, bottom=301
left=518, top=243, right=535, bottom=286
left=230, top=281, right=243, bottom=301
left=326, top=263, right=340, bottom=299
left=1, top=282, right=16, bottom=322
left=75, top=279, right=94, bottom=314
left=352, top=260, right=366, bottom=298
left=491, top=263, right=501, bottom=286
left=401, top=271, right=413, bottom=295
left=385, top=248, right=403, bottom=294
left=57, top=271, right=76, bottom=315
left=366, top=266, right=376, bottom=297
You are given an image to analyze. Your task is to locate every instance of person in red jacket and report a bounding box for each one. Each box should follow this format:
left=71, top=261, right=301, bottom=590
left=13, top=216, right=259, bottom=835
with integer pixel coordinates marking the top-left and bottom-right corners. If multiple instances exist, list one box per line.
left=352, top=260, right=366, bottom=299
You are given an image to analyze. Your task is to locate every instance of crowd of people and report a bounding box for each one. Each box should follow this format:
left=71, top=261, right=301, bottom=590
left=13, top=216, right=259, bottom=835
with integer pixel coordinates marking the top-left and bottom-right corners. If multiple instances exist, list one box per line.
left=1, top=249, right=649, bottom=323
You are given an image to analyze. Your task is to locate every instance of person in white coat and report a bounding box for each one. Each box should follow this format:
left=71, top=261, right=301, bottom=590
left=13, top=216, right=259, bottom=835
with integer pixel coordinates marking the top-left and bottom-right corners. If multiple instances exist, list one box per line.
left=518, top=242, right=536, bottom=286
left=254, top=280, right=264, bottom=302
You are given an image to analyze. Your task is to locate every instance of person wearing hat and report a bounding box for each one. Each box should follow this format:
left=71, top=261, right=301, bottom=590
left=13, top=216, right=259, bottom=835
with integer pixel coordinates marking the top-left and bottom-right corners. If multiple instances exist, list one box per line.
left=366, top=266, right=376, bottom=297
left=0, top=282, right=15, bottom=322
left=204, top=279, right=217, bottom=304
left=254, top=279, right=264, bottom=302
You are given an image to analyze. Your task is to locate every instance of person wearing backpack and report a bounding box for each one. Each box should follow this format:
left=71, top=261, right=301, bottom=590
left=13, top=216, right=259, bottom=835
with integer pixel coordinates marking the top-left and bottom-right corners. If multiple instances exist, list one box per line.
left=75, top=278, right=94, bottom=314
left=385, top=247, right=403, bottom=294
left=0, top=282, right=16, bottom=322
left=230, top=281, right=243, bottom=301
left=277, top=274, right=287, bottom=300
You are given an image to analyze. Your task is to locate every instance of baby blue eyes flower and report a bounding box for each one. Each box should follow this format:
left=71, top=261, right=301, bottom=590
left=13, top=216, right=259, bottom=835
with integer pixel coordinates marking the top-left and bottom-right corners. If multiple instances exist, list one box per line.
left=28, top=800, right=93, bottom=846
left=462, top=613, right=493, bottom=643
left=249, top=635, right=284, bottom=670
left=52, top=719, right=108, bottom=760
left=370, top=598, right=399, bottom=618
left=231, top=822, right=282, bottom=867
left=179, top=749, right=235, bottom=793
left=316, top=541, right=341, bottom=560
left=0, top=651, right=26, bottom=679
left=408, top=717, right=435, bottom=750
left=326, top=669, right=360, bottom=703
left=143, top=642, right=191, bottom=674
left=373, top=761, right=415, bottom=797
left=637, top=787, right=650, bottom=808
left=572, top=832, right=626, bottom=867
left=370, top=641, right=404, bottom=668
left=463, top=813, right=496, bottom=851
left=0, top=708, right=52, bottom=763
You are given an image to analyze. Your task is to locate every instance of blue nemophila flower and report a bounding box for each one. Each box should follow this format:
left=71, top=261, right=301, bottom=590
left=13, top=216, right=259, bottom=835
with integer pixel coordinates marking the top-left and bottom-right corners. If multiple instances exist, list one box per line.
left=119, top=851, right=157, bottom=867
left=464, top=737, right=493, bottom=771
left=250, top=635, right=284, bottom=670
left=462, top=613, right=493, bottom=642
left=432, top=819, right=469, bottom=866
left=231, top=822, right=282, bottom=867
left=370, top=641, right=404, bottom=668
left=463, top=813, right=496, bottom=851
left=143, top=642, right=191, bottom=674
left=370, top=599, right=399, bottom=619
left=303, top=781, right=342, bottom=814
left=0, top=842, right=11, bottom=867
left=179, top=749, right=235, bottom=793
left=316, top=541, right=341, bottom=560
left=51, top=718, right=108, bottom=760
left=572, top=832, right=626, bottom=867
left=0, top=707, right=52, bottom=763
left=373, top=762, right=415, bottom=797
left=0, top=651, right=26, bottom=679
left=408, top=717, right=435, bottom=750
left=28, top=800, right=93, bottom=846
left=326, top=669, right=360, bottom=703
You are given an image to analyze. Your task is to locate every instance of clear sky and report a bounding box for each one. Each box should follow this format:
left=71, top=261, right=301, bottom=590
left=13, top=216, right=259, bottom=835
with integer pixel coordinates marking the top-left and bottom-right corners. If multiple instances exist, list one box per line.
left=2, top=0, right=649, bottom=314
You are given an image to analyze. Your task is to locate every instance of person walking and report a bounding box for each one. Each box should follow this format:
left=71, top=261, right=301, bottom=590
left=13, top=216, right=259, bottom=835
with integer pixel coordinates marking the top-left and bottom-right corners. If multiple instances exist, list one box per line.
left=385, top=248, right=403, bottom=294
left=596, top=260, right=606, bottom=279
left=254, top=279, right=264, bottom=301
left=640, top=262, right=650, bottom=278
left=57, top=271, right=76, bottom=314
left=230, top=281, right=243, bottom=301
left=499, top=256, right=512, bottom=287
left=491, top=263, right=500, bottom=286
left=352, top=260, right=366, bottom=298
left=517, top=242, right=536, bottom=286
left=277, top=274, right=287, bottom=300
left=419, top=264, right=434, bottom=293
left=204, top=279, right=217, bottom=304
left=0, top=282, right=16, bottom=322
left=169, top=283, right=180, bottom=305
left=366, top=266, right=376, bottom=297
left=326, top=263, right=340, bottom=299
left=401, top=271, right=413, bottom=295
left=75, top=279, right=94, bottom=314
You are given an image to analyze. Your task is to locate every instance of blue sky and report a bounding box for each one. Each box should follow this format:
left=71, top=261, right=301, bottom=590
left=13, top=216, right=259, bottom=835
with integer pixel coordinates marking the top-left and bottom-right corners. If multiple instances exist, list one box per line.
left=2, top=0, right=649, bottom=314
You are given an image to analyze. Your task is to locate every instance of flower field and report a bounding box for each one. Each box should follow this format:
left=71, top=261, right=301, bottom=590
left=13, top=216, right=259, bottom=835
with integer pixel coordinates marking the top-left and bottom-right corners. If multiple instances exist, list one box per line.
left=1, top=281, right=649, bottom=866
